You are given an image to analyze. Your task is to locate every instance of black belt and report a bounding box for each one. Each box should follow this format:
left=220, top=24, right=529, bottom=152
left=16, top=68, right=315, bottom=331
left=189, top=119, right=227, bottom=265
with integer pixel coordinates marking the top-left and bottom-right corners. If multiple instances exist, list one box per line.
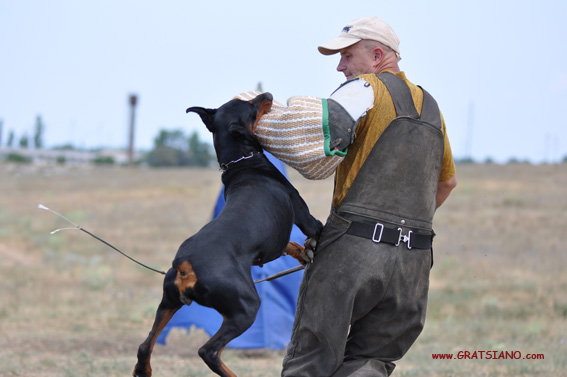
left=346, top=221, right=434, bottom=249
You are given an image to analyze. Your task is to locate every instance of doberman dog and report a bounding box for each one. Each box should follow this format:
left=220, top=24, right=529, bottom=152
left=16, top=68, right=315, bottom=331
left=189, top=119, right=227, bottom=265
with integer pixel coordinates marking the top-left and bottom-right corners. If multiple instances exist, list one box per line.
left=133, top=93, right=323, bottom=377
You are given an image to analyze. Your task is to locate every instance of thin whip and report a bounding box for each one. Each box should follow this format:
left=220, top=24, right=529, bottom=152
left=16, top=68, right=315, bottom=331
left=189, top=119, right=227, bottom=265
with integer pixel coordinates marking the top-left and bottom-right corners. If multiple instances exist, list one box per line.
left=39, top=204, right=303, bottom=282
left=38, top=204, right=166, bottom=275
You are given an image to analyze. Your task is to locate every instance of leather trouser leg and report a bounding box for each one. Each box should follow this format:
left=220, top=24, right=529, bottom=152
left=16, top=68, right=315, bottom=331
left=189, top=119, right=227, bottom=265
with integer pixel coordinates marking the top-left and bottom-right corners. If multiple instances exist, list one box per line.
left=282, top=215, right=430, bottom=377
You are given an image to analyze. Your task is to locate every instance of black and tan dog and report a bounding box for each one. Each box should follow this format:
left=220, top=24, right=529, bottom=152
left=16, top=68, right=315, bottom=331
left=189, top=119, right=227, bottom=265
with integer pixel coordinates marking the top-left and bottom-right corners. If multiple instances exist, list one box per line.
left=133, top=93, right=323, bottom=377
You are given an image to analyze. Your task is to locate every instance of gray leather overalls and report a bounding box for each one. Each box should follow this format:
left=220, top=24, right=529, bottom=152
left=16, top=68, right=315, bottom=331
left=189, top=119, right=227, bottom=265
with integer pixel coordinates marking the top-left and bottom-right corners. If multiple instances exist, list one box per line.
left=282, top=73, right=445, bottom=377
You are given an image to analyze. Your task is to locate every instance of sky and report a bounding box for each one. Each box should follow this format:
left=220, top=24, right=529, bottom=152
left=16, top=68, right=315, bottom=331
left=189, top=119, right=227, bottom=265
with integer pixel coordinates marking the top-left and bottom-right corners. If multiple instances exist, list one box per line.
left=1, top=0, right=566, bottom=164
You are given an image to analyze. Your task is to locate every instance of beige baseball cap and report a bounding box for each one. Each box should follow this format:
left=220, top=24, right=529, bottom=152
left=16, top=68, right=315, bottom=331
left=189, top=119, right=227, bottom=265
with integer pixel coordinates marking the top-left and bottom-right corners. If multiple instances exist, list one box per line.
left=318, top=17, right=401, bottom=60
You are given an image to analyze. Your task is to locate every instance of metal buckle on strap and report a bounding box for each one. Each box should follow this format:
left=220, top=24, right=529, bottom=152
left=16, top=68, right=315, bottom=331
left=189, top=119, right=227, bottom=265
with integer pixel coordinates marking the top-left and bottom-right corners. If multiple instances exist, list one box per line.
left=396, top=228, right=413, bottom=249
left=372, top=223, right=384, bottom=243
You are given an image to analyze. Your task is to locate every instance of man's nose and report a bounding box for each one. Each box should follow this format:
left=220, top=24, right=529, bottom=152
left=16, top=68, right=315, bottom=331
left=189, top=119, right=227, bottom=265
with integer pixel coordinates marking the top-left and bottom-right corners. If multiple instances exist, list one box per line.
left=337, top=58, right=346, bottom=72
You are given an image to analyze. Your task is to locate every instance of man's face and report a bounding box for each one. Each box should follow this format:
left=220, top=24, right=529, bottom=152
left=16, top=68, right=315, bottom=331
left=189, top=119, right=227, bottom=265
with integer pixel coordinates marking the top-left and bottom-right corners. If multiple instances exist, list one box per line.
left=337, top=42, right=377, bottom=80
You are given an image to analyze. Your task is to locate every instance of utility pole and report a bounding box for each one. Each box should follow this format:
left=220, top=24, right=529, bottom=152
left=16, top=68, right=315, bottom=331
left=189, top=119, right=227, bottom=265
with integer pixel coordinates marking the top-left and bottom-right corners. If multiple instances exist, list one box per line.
left=465, top=101, right=474, bottom=161
left=128, top=94, right=138, bottom=166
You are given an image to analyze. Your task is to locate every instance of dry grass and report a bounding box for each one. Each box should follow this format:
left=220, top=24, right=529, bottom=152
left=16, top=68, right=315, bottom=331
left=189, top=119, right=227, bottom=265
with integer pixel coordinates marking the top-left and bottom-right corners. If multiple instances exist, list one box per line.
left=0, top=163, right=566, bottom=376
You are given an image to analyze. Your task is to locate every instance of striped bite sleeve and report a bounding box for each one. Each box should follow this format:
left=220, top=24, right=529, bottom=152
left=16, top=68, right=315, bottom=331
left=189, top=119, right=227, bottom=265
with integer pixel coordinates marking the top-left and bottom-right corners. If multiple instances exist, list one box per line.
left=236, top=92, right=342, bottom=180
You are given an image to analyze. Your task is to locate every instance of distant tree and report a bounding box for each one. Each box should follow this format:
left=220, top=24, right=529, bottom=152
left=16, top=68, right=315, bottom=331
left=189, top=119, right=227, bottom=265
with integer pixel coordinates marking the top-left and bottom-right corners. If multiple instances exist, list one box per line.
left=456, top=157, right=475, bottom=164
left=146, top=129, right=213, bottom=167
left=154, top=129, right=187, bottom=150
left=187, top=131, right=213, bottom=166
left=147, top=129, right=188, bottom=166
left=34, top=115, right=44, bottom=149
left=52, top=144, right=75, bottom=150
left=507, top=157, right=531, bottom=165
left=92, top=156, right=115, bottom=165
left=6, top=153, right=31, bottom=163
left=147, top=145, right=186, bottom=167
left=19, top=134, right=29, bottom=149
left=7, top=130, right=14, bottom=147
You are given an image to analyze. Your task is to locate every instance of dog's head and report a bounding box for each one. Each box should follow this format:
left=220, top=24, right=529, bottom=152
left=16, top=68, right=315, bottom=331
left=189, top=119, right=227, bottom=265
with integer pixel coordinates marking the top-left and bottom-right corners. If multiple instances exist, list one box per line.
left=186, top=93, right=273, bottom=165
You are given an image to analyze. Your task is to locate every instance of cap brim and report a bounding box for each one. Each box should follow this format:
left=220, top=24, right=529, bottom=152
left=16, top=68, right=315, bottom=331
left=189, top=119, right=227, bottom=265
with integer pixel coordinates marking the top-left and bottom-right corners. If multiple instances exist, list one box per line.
left=317, top=36, right=361, bottom=55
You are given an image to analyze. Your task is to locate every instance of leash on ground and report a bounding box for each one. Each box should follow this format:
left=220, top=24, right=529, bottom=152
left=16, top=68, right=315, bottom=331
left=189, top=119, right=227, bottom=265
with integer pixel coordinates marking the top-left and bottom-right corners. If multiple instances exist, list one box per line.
left=38, top=204, right=167, bottom=275
left=38, top=204, right=304, bottom=283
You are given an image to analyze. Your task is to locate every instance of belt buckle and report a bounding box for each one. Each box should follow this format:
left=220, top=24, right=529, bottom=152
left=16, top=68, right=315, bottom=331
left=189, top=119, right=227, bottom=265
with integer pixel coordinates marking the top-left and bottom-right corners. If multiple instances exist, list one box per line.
left=396, top=228, right=413, bottom=249
left=372, top=223, right=384, bottom=243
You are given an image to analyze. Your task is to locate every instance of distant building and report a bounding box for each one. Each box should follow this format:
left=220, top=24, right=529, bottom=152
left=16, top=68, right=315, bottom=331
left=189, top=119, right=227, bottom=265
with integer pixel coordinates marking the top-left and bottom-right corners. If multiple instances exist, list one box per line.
left=0, top=147, right=141, bottom=166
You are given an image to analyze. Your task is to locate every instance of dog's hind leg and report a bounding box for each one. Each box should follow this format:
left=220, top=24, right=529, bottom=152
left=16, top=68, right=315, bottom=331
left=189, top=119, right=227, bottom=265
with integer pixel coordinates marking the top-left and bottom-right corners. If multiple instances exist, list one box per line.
left=198, top=288, right=261, bottom=377
left=133, top=268, right=184, bottom=377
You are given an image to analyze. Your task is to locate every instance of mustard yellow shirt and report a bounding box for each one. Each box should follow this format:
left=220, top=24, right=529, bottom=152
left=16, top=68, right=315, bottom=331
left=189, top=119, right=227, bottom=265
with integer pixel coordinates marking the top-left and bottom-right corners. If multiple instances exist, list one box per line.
left=332, top=72, right=456, bottom=207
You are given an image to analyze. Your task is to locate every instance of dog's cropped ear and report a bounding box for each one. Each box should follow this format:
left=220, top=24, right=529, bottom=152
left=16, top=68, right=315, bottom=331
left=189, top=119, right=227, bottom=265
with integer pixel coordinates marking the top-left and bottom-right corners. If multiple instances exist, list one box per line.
left=186, top=107, right=217, bottom=132
left=228, top=123, right=246, bottom=139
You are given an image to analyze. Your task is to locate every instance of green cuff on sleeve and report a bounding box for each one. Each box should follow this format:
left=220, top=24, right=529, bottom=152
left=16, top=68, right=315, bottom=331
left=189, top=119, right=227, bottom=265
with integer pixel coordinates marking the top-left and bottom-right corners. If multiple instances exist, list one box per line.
left=322, top=98, right=348, bottom=157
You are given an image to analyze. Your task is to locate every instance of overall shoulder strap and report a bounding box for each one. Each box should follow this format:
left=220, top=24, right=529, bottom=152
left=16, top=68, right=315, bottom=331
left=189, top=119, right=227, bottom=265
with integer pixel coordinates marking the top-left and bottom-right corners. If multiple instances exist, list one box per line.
left=377, top=73, right=443, bottom=130
left=377, top=72, right=419, bottom=119
left=418, top=86, right=442, bottom=129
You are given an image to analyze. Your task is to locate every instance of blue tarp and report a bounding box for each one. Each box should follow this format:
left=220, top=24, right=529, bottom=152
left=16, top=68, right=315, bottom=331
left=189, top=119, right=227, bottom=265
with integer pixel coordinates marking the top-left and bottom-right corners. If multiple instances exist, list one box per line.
left=157, top=152, right=305, bottom=349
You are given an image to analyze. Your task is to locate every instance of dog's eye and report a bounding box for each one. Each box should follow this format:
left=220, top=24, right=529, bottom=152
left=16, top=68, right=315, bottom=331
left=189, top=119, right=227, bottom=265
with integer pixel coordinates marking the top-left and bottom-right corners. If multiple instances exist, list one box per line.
left=179, top=271, right=186, bottom=277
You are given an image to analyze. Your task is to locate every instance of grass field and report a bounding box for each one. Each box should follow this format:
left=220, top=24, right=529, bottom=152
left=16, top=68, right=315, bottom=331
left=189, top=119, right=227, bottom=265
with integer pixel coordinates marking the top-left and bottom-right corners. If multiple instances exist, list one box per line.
left=0, top=163, right=566, bottom=376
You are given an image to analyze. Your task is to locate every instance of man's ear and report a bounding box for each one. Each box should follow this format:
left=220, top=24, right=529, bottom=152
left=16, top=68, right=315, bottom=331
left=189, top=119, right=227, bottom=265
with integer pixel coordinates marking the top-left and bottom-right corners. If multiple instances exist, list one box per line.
left=186, top=107, right=217, bottom=132
left=373, top=46, right=384, bottom=65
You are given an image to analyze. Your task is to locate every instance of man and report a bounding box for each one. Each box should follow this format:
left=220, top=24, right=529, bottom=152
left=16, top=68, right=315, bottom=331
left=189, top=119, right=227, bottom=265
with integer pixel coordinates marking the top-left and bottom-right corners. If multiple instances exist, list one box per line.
left=238, top=16, right=456, bottom=376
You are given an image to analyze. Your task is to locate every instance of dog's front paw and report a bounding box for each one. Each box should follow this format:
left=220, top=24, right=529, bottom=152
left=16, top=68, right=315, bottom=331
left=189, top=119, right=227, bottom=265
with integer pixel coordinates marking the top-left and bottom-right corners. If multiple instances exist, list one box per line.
left=305, top=219, right=322, bottom=252
left=305, top=237, right=318, bottom=251
left=284, top=241, right=313, bottom=266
